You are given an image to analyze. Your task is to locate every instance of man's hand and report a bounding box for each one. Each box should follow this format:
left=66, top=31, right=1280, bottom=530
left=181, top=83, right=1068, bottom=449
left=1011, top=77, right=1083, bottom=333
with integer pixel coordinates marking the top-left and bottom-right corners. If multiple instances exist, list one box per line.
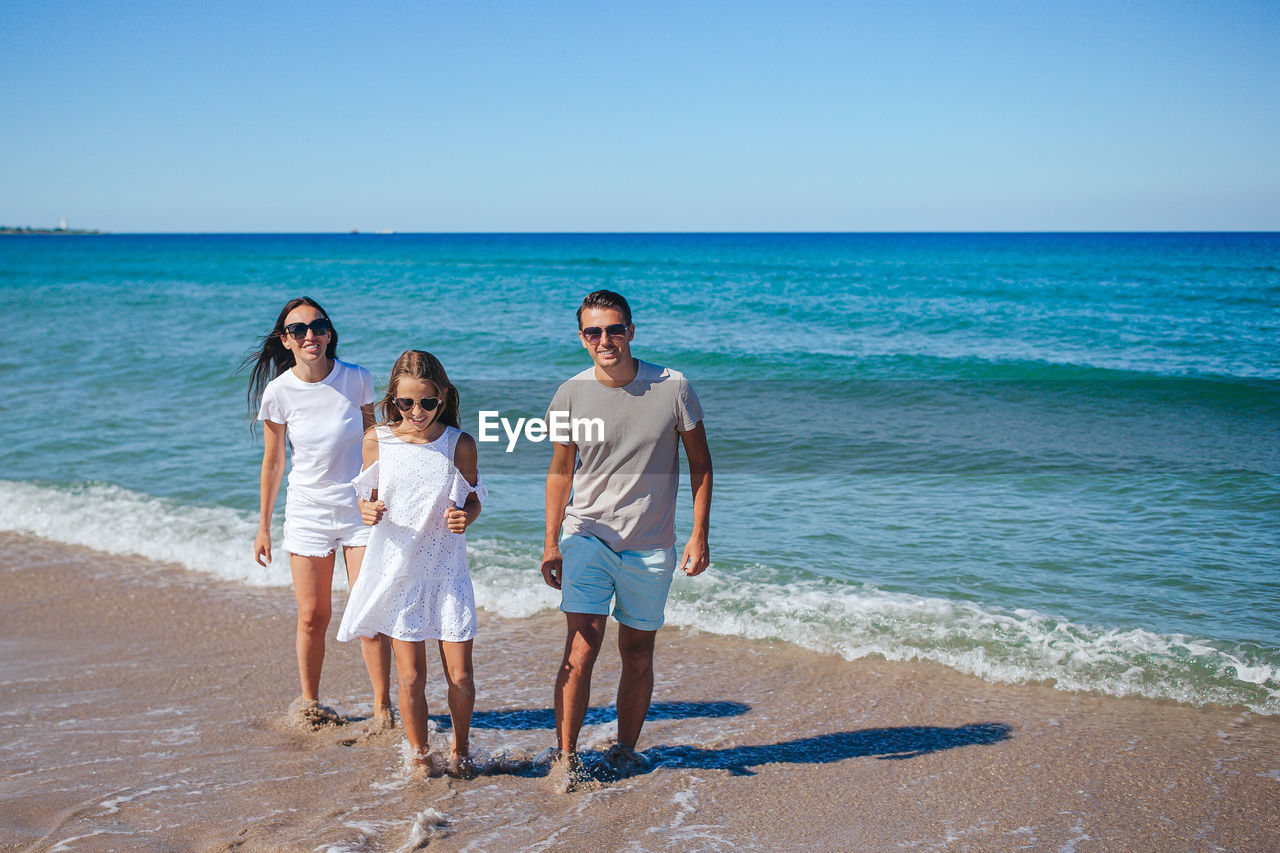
left=540, top=546, right=564, bottom=589
left=679, top=535, right=710, bottom=577
left=359, top=498, right=386, bottom=526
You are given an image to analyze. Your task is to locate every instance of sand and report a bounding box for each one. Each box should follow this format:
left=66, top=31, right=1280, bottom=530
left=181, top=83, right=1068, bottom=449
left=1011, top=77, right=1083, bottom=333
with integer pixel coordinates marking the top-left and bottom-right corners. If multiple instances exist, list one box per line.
left=2, top=531, right=1277, bottom=852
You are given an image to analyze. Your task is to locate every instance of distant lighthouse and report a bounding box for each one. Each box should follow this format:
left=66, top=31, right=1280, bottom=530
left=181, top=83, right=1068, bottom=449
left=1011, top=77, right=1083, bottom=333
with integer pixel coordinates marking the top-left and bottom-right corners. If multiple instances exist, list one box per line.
left=59, top=217, right=67, bottom=231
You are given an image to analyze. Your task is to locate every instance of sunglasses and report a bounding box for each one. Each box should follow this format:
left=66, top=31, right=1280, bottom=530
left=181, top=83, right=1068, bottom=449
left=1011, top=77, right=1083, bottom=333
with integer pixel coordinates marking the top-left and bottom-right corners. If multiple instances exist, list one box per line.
left=394, top=396, right=440, bottom=413
left=581, top=323, right=629, bottom=344
left=283, top=318, right=333, bottom=340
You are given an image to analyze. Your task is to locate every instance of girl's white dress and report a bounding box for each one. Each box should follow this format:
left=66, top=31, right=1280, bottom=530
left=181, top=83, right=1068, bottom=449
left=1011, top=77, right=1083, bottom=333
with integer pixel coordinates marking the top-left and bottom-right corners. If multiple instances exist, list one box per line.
left=337, top=425, right=486, bottom=643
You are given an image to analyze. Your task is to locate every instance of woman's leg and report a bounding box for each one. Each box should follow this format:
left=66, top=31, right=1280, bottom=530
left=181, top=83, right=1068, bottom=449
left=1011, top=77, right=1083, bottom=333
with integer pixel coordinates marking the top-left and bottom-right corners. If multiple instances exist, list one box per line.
left=391, top=638, right=431, bottom=760
left=343, top=545, right=393, bottom=719
left=438, top=639, right=475, bottom=758
left=290, top=552, right=336, bottom=699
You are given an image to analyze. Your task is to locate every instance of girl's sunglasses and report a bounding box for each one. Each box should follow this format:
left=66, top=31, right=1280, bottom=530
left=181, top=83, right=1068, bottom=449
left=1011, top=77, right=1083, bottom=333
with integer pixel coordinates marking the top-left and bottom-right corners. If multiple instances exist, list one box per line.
left=283, top=318, right=333, bottom=340
left=394, top=396, right=440, bottom=413
left=580, top=323, right=628, bottom=344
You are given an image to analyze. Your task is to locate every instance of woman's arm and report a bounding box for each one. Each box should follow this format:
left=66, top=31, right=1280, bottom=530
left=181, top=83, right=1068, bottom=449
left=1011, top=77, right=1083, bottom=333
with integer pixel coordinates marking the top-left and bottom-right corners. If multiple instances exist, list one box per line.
left=254, top=420, right=287, bottom=566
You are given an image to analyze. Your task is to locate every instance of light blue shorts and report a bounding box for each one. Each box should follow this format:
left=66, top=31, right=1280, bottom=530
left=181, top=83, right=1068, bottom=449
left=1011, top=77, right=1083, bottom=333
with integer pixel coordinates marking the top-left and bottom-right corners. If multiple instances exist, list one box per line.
left=559, top=534, right=677, bottom=631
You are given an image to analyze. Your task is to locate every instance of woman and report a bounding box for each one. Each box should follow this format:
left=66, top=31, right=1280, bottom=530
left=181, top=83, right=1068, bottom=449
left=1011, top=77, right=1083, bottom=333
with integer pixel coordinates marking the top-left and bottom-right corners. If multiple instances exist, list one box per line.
left=245, top=296, right=392, bottom=728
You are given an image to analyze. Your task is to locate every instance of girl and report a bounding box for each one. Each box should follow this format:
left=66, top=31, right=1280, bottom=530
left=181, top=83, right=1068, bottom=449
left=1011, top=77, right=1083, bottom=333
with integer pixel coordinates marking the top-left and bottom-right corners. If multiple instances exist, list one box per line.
left=245, top=297, right=393, bottom=728
left=338, top=350, right=485, bottom=778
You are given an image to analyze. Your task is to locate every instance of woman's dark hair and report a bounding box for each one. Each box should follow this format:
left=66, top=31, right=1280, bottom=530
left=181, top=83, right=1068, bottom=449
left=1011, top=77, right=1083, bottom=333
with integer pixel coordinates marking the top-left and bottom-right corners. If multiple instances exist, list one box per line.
left=242, top=297, right=339, bottom=427
left=379, top=350, right=461, bottom=429
left=576, top=289, right=632, bottom=327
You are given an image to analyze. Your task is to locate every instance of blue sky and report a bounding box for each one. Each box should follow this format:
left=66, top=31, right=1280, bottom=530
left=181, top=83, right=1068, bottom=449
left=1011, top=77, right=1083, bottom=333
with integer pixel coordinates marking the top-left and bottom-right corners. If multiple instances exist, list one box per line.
left=2, top=0, right=1277, bottom=232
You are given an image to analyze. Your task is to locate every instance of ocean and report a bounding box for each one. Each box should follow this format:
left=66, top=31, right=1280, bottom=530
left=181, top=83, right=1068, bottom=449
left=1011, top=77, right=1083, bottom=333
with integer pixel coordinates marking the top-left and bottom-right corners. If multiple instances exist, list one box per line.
left=2, top=232, right=1277, bottom=713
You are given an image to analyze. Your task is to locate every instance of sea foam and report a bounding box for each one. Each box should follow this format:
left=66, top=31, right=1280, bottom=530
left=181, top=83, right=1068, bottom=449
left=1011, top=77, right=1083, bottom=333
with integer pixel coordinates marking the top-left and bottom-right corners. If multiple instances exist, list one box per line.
left=1, top=479, right=294, bottom=587
left=664, top=570, right=1280, bottom=715
left=4, top=478, right=1276, bottom=715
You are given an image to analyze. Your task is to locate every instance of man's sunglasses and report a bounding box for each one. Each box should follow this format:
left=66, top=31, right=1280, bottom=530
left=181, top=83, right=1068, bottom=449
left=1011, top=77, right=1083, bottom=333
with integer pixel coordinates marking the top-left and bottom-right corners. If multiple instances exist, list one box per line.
left=283, top=318, right=333, bottom=340
left=580, top=323, right=629, bottom=344
left=394, top=396, right=440, bottom=413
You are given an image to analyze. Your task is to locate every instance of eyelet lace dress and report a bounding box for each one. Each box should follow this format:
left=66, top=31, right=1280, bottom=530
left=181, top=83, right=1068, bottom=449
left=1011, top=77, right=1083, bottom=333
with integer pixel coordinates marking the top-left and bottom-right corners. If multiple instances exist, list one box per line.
left=337, top=425, right=486, bottom=643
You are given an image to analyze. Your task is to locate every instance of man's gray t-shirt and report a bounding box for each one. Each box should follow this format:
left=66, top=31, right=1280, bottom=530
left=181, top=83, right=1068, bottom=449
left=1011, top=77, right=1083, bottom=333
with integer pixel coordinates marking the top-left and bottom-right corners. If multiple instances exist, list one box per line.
left=548, top=360, right=703, bottom=552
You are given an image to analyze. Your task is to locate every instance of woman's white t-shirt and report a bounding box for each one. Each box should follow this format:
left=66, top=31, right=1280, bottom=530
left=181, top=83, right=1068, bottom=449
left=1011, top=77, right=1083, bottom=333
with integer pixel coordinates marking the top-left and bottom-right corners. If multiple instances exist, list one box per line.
left=258, top=359, right=376, bottom=507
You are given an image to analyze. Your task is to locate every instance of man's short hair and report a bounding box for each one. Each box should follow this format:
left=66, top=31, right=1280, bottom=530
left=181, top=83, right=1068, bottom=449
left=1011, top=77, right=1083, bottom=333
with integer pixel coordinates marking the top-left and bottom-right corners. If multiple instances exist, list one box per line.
left=577, top=290, right=632, bottom=328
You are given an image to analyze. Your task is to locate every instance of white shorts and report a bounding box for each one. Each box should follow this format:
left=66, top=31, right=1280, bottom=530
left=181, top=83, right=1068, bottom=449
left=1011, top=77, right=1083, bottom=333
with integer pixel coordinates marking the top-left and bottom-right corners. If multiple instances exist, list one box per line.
left=282, top=493, right=371, bottom=557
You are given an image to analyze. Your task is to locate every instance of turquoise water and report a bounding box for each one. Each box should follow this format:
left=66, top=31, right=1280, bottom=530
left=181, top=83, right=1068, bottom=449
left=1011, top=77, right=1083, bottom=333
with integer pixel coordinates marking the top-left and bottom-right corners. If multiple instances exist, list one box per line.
left=2, top=232, right=1277, bottom=711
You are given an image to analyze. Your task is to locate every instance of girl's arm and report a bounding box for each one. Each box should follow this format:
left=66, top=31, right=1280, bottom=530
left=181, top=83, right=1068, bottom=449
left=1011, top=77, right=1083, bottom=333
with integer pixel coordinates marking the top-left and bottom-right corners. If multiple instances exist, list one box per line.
left=444, top=432, right=482, bottom=534
left=254, top=420, right=287, bottom=566
left=358, top=426, right=386, bottom=525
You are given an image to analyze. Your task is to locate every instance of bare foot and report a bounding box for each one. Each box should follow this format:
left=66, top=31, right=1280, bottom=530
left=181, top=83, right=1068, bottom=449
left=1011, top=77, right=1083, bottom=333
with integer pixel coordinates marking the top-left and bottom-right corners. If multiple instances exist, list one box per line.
left=549, top=750, right=590, bottom=794
left=445, top=751, right=479, bottom=780
left=410, top=750, right=444, bottom=778
left=365, top=706, right=395, bottom=734
left=606, top=743, right=651, bottom=777
left=287, top=696, right=344, bottom=729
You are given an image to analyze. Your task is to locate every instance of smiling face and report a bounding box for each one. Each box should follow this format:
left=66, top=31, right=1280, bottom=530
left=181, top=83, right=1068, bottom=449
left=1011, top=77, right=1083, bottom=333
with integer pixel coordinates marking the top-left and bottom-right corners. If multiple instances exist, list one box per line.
left=391, top=376, right=444, bottom=439
left=578, top=306, right=635, bottom=372
left=280, top=304, right=332, bottom=367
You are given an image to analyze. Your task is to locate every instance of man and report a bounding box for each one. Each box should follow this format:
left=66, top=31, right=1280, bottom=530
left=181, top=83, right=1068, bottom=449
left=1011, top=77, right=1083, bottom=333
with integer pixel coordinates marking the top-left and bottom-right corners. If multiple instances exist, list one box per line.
left=540, top=289, right=712, bottom=787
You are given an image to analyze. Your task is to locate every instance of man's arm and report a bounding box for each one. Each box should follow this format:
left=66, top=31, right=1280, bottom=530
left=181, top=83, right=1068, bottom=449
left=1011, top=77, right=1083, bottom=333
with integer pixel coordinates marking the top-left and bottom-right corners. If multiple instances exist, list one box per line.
left=540, top=440, right=577, bottom=589
left=678, top=421, right=712, bottom=576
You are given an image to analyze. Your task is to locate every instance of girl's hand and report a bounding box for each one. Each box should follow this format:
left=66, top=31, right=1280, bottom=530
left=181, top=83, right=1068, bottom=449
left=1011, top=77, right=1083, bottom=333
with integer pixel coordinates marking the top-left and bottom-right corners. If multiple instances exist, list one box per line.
left=444, top=506, right=469, bottom=534
left=254, top=530, right=272, bottom=566
left=360, top=498, right=386, bottom=526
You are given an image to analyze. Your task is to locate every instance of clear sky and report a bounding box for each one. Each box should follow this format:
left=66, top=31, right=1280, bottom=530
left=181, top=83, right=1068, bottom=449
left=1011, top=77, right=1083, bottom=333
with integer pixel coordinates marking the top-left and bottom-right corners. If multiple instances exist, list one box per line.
left=2, top=0, right=1278, bottom=232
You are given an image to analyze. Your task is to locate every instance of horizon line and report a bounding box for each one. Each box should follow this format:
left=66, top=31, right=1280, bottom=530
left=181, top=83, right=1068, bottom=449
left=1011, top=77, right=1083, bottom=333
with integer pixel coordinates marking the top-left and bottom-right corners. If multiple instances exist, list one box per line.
left=6, top=229, right=1279, bottom=236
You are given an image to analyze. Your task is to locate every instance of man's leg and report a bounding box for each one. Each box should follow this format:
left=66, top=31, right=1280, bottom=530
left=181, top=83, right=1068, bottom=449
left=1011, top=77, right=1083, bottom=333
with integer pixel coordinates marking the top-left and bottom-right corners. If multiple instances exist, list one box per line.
left=555, top=612, right=608, bottom=753
left=615, top=623, right=657, bottom=749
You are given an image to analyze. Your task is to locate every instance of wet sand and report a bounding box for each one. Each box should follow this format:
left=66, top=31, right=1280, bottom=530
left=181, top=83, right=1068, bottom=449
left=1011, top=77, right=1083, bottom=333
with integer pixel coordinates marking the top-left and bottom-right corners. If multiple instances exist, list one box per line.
left=2, top=531, right=1278, bottom=852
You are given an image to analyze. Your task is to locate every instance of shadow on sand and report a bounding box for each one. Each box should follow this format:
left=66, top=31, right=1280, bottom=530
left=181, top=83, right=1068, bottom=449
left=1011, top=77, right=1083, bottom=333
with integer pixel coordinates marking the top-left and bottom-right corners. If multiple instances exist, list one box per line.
left=460, top=719, right=1012, bottom=781
left=642, top=722, right=1013, bottom=776
left=431, top=700, right=752, bottom=731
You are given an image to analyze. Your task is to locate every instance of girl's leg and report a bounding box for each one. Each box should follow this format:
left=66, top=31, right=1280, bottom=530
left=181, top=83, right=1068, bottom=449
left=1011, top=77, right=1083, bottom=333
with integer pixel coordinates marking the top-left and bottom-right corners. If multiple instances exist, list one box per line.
left=438, top=640, right=475, bottom=759
left=391, top=638, right=431, bottom=760
left=343, top=545, right=393, bottom=720
left=290, top=552, right=336, bottom=700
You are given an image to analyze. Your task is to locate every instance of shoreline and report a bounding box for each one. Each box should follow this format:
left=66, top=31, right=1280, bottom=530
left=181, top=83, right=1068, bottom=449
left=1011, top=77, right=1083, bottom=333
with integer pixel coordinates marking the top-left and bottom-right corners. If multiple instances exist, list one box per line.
left=2, top=531, right=1278, bottom=851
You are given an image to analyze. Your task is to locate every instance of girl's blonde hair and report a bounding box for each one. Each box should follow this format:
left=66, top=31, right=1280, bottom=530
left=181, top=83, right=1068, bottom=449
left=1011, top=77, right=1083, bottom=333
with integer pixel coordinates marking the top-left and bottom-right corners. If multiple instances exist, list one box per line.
left=379, top=350, right=460, bottom=428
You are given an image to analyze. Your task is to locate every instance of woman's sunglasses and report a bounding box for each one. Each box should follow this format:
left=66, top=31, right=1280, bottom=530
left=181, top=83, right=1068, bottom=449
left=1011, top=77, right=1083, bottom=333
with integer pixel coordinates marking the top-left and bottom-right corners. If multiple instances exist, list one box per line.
left=283, top=318, right=333, bottom=340
left=394, top=396, right=440, bottom=413
left=580, top=323, right=629, bottom=344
